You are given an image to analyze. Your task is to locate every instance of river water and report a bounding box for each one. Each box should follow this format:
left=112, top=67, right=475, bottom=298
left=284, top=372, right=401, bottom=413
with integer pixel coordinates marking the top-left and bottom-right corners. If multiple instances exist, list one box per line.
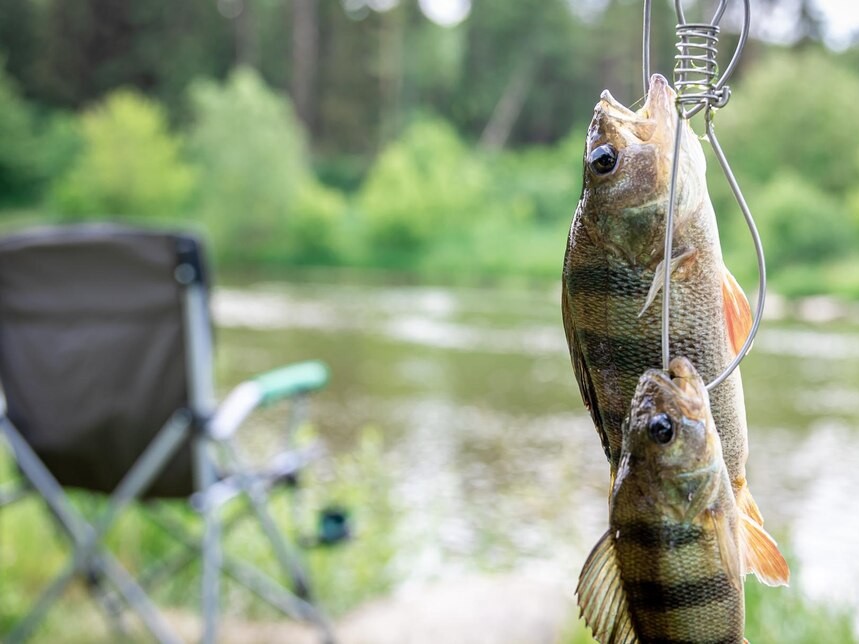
left=212, top=278, right=859, bottom=624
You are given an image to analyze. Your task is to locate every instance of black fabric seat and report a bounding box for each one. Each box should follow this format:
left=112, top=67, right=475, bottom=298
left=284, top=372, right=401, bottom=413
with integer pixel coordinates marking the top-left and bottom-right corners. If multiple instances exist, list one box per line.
left=0, top=226, right=198, bottom=497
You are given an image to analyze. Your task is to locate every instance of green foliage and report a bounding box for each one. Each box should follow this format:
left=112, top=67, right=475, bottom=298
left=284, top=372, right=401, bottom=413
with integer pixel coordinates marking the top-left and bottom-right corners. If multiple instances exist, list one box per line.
left=358, top=117, right=492, bottom=265
left=51, top=89, right=196, bottom=218
left=0, top=64, right=52, bottom=206
left=718, top=171, right=857, bottom=295
left=303, top=427, right=398, bottom=615
left=714, top=49, right=859, bottom=195
left=754, top=172, right=854, bottom=267
left=188, top=67, right=345, bottom=266
left=486, top=131, right=584, bottom=224
left=744, top=576, right=857, bottom=643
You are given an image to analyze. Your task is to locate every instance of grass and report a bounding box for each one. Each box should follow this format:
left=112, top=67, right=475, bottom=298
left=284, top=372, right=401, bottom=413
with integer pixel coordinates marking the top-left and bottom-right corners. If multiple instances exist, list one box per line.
left=0, top=426, right=398, bottom=640
left=4, top=435, right=857, bottom=644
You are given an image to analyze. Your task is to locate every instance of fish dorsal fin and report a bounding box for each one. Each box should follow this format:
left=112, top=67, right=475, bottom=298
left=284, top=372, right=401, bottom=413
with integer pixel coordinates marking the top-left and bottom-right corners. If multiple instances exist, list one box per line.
left=739, top=513, right=790, bottom=587
left=721, top=266, right=753, bottom=357
left=577, top=530, right=638, bottom=643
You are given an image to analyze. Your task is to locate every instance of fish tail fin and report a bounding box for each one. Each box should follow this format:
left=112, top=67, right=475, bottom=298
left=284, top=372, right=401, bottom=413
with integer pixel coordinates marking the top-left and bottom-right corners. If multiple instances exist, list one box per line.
left=739, top=512, right=790, bottom=587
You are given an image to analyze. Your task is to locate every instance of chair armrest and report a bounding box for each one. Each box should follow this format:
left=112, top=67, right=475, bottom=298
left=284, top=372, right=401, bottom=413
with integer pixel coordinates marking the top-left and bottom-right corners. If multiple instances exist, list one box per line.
left=254, top=360, right=329, bottom=405
left=207, top=361, right=329, bottom=441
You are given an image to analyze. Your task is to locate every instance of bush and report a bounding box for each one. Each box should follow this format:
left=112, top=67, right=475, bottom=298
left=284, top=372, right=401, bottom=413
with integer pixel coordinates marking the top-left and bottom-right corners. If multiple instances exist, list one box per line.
left=713, top=49, right=859, bottom=196
left=358, top=117, right=492, bottom=266
left=0, top=64, right=53, bottom=206
left=188, top=67, right=344, bottom=266
left=485, top=129, right=584, bottom=225
left=50, top=89, right=196, bottom=219
left=752, top=173, right=853, bottom=268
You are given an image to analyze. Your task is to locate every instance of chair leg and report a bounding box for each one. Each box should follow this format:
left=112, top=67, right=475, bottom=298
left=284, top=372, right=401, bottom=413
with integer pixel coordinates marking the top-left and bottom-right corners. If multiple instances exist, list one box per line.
left=2, top=412, right=190, bottom=642
left=87, top=569, right=133, bottom=640
left=221, top=559, right=337, bottom=644
left=96, top=552, right=183, bottom=644
left=139, top=506, right=251, bottom=589
left=195, top=438, right=221, bottom=644
left=142, top=503, right=338, bottom=643
left=199, top=501, right=221, bottom=644
left=247, top=490, right=312, bottom=596
left=4, top=562, right=76, bottom=644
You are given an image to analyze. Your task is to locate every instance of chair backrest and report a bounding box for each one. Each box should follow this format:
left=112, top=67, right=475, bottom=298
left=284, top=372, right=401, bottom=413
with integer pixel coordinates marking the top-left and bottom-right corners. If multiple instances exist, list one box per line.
left=0, top=225, right=212, bottom=497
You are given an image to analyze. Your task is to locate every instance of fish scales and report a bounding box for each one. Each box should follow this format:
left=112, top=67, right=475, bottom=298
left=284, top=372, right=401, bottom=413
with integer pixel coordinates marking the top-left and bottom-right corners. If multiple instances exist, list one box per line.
left=565, top=228, right=747, bottom=483
left=613, top=505, right=744, bottom=641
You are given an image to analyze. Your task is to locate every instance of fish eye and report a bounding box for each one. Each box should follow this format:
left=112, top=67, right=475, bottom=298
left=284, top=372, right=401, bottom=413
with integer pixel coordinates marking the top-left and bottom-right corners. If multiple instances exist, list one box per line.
left=648, top=413, right=674, bottom=444
left=589, top=144, right=618, bottom=175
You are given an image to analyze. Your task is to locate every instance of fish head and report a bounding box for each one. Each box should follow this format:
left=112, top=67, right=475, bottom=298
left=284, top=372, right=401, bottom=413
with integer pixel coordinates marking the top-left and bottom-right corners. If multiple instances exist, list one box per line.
left=579, top=74, right=708, bottom=265
left=624, top=356, right=721, bottom=476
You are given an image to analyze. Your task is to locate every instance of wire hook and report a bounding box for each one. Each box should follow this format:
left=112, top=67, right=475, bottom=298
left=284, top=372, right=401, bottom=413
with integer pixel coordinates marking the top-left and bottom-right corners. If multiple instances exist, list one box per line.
left=647, top=0, right=765, bottom=390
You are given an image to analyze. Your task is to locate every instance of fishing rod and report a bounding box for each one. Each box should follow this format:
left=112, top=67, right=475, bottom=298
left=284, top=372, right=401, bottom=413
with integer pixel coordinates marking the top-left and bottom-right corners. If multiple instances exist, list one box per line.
left=643, top=0, right=766, bottom=391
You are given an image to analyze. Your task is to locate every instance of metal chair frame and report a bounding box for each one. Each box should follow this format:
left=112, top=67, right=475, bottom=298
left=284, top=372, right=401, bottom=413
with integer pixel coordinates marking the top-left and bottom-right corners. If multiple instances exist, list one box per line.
left=0, top=226, right=336, bottom=644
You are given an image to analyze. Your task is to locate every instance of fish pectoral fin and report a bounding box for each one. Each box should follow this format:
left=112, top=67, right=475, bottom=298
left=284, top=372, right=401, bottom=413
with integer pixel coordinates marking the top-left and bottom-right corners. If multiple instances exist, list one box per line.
left=708, top=508, right=742, bottom=591
left=638, top=248, right=698, bottom=318
left=722, top=265, right=753, bottom=357
left=739, top=513, right=791, bottom=587
left=577, top=530, right=639, bottom=644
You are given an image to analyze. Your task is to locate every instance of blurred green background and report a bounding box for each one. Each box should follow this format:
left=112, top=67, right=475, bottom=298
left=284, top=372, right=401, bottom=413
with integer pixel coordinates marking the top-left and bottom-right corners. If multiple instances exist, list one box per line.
left=1, top=0, right=859, bottom=642
left=0, top=0, right=858, bottom=295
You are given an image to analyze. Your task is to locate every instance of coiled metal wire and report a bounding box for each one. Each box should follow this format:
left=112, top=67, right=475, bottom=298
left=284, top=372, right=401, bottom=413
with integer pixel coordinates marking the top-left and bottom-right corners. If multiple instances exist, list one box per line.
left=644, top=0, right=765, bottom=391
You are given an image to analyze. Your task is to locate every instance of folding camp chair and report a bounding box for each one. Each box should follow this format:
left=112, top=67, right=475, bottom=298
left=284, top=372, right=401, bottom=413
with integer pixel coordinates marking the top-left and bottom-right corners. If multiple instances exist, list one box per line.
left=0, top=224, right=339, bottom=643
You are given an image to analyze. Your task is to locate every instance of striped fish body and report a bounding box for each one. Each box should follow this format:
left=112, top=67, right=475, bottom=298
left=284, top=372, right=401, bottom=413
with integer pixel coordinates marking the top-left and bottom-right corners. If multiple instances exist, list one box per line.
left=612, top=486, right=744, bottom=643
left=564, top=212, right=749, bottom=500
left=612, top=443, right=744, bottom=642
left=565, top=76, right=788, bottom=588
left=561, top=73, right=753, bottom=506
left=577, top=358, right=746, bottom=644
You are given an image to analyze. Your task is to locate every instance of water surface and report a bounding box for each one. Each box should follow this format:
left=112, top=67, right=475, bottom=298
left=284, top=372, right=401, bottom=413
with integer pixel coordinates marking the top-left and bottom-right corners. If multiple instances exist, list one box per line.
left=213, top=279, right=859, bottom=620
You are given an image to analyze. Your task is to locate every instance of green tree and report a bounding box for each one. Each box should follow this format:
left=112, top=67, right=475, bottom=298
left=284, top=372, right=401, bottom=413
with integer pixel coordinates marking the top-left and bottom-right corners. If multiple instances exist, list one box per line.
left=188, top=67, right=345, bottom=265
left=754, top=172, right=854, bottom=269
left=713, top=49, right=859, bottom=195
left=358, top=116, right=492, bottom=266
left=51, top=89, right=197, bottom=218
left=0, top=64, right=47, bottom=205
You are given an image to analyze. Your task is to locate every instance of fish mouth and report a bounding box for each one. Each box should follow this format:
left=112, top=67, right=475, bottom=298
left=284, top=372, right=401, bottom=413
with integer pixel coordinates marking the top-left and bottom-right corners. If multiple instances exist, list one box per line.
left=598, top=89, right=638, bottom=122
left=640, top=357, right=708, bottom=420
left=593, top=73, right=677, bottom=144
left=597, top=74, right=675, bottom=121
left=640, top=73, right=676, bottom=124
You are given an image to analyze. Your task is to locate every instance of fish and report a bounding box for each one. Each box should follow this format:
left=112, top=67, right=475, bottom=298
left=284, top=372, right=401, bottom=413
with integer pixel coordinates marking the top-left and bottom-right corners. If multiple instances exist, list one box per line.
left=561, top=74, right=787, bottom=585
left=577, top=357, right=785, bottom=644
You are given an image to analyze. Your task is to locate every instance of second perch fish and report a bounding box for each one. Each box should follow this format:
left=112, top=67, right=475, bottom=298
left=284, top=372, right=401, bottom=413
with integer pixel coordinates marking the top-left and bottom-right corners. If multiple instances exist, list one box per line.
left=561, top=74, right=787, bottom=585
left=577, top=357, right=781, bottom=643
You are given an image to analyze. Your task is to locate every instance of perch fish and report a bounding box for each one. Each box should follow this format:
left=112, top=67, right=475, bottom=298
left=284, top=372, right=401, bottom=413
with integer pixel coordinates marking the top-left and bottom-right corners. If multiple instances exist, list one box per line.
left=561, top=74, right=787, bottom=586
left=577, top=357, right=782, bottom=643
